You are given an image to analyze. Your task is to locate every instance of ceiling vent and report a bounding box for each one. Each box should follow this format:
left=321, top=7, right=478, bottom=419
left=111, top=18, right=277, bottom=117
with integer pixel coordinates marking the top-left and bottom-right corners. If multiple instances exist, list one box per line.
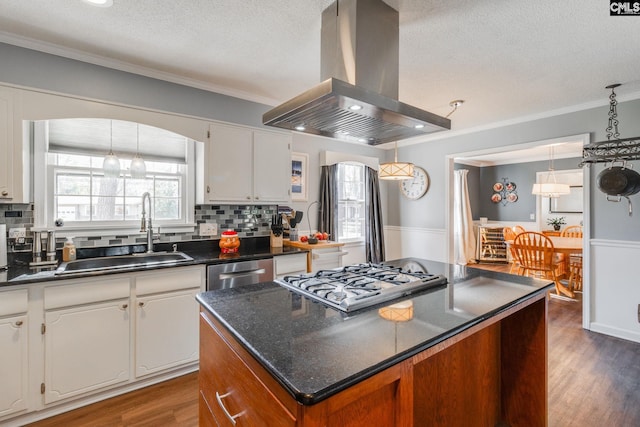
left=262, top=0, right=450, bottom=145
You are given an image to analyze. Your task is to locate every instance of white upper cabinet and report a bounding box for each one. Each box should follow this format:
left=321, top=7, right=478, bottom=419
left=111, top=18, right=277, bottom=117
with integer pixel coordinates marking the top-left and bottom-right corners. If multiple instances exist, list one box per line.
left=0, top=87, right=16, bottom=201
left=205, top=123, right=291, bottom=204
left=0, top=86, right=31, bottom=203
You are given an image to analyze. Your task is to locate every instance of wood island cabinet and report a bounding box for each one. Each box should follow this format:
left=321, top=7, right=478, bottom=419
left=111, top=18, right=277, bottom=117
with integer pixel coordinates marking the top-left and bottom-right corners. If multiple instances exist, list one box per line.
left=199, top=294, right=548, bottom=426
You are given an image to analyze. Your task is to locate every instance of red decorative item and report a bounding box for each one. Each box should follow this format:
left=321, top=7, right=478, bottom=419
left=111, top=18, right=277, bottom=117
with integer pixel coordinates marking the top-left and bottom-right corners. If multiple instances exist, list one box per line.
left=219, top=230, right=240, bottom=254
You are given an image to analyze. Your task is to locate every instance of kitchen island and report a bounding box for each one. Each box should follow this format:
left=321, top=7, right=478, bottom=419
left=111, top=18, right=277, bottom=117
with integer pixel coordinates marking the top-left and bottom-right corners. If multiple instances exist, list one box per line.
left=197, top=258, right=553, bottom=426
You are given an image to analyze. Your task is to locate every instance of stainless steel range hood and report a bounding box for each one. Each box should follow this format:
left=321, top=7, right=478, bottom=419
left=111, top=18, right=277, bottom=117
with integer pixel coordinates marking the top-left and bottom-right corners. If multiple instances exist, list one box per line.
left=262, top=0, right=450, bottom=145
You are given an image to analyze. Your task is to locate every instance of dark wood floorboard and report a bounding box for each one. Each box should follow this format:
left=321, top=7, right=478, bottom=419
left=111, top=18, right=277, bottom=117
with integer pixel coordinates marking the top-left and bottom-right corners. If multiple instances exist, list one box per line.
left=26, top=266, right=640, bottom=426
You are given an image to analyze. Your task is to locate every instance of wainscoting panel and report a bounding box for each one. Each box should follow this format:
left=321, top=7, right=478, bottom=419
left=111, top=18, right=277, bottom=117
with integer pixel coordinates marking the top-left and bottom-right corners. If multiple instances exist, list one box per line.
left=590, top=239, right=640, bottom=343
left=383, top=226, right=447, bottom=263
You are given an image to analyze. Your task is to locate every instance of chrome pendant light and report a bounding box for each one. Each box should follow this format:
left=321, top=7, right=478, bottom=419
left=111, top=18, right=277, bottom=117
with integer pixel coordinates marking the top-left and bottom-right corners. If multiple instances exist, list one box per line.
left=130, top=124, right=147, bottom=179
left=102, top=120, right=121, bottom=178
left=532, top=145, right=570, bottom=198
left=379, top=142, right=415, bottom=180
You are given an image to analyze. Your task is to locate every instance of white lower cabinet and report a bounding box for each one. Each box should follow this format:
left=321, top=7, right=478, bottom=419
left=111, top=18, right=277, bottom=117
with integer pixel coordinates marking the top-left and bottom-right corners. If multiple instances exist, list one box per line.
left=1, top=265, right=205, bottom=425
left=135, top=267, right=202, bottom=377
left=0, top=289, right=29, bottom=418
left=274, top=253, right=308, bottom=278
left=43, top=278, right=131, bottom=404
left=135, top=288, right=200, bottom=377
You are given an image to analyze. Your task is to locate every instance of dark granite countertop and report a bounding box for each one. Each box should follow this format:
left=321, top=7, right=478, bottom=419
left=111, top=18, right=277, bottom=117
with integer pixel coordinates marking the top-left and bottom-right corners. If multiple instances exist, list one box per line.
left=0, top=237, right=306, bottom=287
left=196, top=258, right=554, bottom=405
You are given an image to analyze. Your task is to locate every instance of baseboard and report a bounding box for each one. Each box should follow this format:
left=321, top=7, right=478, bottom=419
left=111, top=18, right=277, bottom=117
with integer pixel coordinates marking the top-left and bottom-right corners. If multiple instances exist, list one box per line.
left=588, top=322, right=640, bottom=344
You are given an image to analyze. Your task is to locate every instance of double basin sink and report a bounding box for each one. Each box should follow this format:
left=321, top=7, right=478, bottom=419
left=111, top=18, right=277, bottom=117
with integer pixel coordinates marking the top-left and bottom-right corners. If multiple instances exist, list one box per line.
left=55, top=251, right=194, bottom=276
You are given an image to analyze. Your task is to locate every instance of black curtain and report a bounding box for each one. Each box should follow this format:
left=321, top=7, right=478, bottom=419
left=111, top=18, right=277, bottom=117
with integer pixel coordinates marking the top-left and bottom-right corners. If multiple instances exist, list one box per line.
left=365, top=166, right=385, bottom=263
left=319, top=164, right=338, bottom=238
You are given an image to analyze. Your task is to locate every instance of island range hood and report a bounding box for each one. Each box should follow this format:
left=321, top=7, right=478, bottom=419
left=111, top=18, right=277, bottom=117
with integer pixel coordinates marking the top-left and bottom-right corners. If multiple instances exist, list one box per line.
left=262, top=0, right=450, bottom=145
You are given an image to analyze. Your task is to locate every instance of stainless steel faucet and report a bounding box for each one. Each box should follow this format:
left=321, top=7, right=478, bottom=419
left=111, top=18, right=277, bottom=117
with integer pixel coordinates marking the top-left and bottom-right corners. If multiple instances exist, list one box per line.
left=140, top=192, right=154, bottom=253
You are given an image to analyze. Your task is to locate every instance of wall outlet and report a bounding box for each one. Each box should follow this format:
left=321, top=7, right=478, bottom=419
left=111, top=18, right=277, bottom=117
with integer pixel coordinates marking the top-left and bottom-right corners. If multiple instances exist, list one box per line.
left=530, top=213, right=535, bottom=220
left=199, top=223, right=218, bottom=237
left=8, top=227, right=26, bottom=239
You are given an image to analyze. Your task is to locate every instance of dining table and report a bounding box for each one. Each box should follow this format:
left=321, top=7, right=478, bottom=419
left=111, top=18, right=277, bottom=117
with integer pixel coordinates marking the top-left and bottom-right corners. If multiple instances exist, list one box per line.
left=504, top=235, right=583, bottom=298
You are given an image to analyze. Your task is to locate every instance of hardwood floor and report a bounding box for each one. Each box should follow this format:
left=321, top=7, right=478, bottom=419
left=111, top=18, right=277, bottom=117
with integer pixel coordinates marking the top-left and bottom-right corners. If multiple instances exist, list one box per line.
left=26, top=267, right=640, bottom=426
left=25, top=373, right=199, bottom=427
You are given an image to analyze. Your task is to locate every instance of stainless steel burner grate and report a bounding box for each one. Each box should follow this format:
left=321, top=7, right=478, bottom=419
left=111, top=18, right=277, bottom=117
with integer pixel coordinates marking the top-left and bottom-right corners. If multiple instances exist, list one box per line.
left=276, top=263, right=447, bottom=312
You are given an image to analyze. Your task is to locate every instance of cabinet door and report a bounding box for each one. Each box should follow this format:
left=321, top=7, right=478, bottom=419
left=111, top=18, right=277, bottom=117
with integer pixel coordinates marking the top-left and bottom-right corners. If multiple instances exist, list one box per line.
left=0, top=315, right=28, bottom=417
left=207, top=124, right=253, bottom=202
left=0, top=88, right=14, bottom=200
left=135, top=288, right=200, bottom=377
left=200, top=313, right=296, bottom=427
left=44, top=299, right=130, bottom=404
left=253, top=131, right=291, bottom=203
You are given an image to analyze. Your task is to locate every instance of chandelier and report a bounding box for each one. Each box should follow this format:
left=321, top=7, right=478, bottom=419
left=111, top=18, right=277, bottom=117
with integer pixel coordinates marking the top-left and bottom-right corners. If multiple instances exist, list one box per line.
left=531, top=145, right=571, bottom=198
left=379, top=142, right=414, bottom=180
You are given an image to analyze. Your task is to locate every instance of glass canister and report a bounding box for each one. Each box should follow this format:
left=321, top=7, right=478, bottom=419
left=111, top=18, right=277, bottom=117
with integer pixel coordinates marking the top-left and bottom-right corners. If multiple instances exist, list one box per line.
left=219, top=230, right=240, bottom=254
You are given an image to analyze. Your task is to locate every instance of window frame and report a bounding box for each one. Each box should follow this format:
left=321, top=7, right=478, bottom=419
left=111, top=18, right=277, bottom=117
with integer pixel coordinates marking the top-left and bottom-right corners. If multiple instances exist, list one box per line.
left=33, top=120, right=196, bottom=235
left=336, top=162, right=366, bottom=244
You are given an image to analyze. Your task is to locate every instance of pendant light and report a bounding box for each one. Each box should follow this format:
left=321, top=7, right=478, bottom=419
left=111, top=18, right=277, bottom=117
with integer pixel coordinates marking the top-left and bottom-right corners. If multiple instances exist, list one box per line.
left=379, top=142, right=415, bottom=180
left=532, top=145, right=570, bottom=198
left=102, top=120, right=121, bottom=178
left=130, top=124, right=147, bottom=179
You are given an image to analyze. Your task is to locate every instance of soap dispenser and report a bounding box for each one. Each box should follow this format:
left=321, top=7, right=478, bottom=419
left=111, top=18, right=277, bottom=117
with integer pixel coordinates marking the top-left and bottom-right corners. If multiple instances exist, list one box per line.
left=62, top=237, right=76, bottom=262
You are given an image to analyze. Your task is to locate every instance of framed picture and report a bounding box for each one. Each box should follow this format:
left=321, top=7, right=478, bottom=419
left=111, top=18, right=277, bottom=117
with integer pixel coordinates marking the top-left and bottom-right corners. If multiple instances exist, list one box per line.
left=291, top=152, right=308, bottom=201
left=550, top=186, right=583, bottom=213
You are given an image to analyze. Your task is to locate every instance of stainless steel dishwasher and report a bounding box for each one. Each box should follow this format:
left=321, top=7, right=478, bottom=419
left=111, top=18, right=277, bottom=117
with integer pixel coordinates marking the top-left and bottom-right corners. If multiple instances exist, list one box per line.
left=207, top=258, right=274, bottom=290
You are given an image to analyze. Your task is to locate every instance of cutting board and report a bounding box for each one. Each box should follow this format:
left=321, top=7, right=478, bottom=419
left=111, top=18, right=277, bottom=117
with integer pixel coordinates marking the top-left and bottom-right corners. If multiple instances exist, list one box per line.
left=283, top=239, right=345, bottom=250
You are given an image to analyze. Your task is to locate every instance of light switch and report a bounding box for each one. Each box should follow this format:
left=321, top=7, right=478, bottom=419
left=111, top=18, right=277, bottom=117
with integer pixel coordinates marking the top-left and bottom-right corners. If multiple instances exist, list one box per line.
left=8, top=227, right=26, bottom=239
left=530, top=213, right=535, bottom=220
left=199, top=223, right=218, bottom=236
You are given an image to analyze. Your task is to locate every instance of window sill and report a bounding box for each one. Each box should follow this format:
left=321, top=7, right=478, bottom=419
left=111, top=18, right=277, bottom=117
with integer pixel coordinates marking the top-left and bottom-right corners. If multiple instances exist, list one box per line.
left=31, top=224, right=197, bottom=238
left=339, top=238, right=365, bottom=245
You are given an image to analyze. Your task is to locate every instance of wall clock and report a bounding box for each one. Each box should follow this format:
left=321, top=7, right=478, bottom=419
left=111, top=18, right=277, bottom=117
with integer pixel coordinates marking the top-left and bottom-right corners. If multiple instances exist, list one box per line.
left=400, top=166, right=429, bottom=200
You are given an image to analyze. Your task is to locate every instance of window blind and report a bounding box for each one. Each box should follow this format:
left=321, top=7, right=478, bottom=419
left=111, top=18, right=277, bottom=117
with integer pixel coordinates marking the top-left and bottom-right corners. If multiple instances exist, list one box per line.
left=47, top=118, right=187, bottom=163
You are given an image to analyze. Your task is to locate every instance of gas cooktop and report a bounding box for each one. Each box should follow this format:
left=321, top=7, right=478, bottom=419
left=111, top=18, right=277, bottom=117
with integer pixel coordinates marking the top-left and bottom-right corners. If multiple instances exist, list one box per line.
left=275, top=263, right=447, bottom=312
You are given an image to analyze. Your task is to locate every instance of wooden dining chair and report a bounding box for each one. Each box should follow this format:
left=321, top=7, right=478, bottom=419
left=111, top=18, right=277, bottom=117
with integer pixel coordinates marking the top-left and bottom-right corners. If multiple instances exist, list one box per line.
left=503, top=227, right=519, bottom=274
left=514, top=225, right=526, bottom=234
left=512, top=232, right=574, bottom=298
left=561, top=225, right=583, bottom=238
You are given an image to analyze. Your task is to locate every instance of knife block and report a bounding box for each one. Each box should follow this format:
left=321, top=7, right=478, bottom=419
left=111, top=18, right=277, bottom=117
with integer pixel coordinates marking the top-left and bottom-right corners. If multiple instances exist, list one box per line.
left=270, top=232, right=283, bottom=248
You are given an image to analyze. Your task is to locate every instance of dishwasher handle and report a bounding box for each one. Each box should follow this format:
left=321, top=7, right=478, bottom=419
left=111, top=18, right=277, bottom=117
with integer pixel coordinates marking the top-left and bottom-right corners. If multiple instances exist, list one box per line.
left=218, top=268, right=266, bottom=280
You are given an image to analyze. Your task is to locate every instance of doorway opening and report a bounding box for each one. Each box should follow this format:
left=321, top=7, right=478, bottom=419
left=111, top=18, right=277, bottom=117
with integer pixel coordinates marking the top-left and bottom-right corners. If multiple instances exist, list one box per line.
left=445, top=133, right=591, bottom=329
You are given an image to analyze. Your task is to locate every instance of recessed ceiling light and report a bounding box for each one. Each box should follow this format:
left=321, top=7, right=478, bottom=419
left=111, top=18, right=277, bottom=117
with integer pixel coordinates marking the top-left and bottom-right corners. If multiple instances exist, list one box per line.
left=294, top=125, right=306, bottom=131
left=414, top=124, right=425, bottom=129
left=349, top=104, right=363, bottom=111
left=82, top=0, right=113, bottom=7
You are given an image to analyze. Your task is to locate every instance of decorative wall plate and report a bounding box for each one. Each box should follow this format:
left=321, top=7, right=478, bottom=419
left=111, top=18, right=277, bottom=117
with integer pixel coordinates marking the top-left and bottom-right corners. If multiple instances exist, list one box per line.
left=505, top=182, right=517, bottom=192
left=507, top=193, right=518, bottom=202
left=491, top=193, right=502, bottom=203
left=493, top=182, right=504, bottom=192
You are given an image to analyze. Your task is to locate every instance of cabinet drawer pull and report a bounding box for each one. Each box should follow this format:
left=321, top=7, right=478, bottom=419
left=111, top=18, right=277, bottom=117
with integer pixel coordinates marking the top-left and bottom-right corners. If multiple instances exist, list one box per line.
left=121, top=304, right=128, bottom=310
left=215, top=391, right=243, bottom=425
left=246, top=195, right=251, bottom=200
left=15, top=320, right=23, bottom=327
left=138, top=302, right=145, bottom=308
left=1, top=190, right=8, bottom=196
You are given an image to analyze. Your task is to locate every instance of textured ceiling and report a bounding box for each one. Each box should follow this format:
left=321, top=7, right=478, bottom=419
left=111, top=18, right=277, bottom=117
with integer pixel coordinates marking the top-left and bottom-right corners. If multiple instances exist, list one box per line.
left=1, top=0, right=640, bottom=143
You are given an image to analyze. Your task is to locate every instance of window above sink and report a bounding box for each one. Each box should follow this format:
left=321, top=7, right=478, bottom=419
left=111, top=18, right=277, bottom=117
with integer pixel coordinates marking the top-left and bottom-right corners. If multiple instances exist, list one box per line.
left=31, top=118, right=197, bottom=234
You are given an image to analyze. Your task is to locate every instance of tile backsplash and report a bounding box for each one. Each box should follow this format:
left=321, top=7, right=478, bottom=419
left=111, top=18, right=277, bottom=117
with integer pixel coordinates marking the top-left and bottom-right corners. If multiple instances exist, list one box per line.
left=1, top=203, right=277, bottom=252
